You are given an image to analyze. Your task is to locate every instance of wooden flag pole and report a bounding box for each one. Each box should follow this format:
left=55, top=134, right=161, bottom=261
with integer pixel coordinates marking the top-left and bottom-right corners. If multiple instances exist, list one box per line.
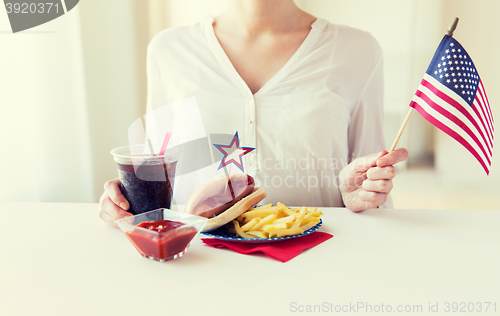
left=446, top=17, right=459, bottom=37
left=388, top=17, right=460, bottom=152
left=389, top=107, right=414, bottom=152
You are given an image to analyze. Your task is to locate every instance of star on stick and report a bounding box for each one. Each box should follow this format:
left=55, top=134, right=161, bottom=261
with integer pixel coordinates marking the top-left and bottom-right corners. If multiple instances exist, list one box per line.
left=213, top=132, right=255, bottom=173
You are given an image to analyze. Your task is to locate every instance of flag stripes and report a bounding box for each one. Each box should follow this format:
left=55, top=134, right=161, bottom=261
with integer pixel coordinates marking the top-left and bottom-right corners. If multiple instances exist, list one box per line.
left=411, top=74, right=492, bottom=174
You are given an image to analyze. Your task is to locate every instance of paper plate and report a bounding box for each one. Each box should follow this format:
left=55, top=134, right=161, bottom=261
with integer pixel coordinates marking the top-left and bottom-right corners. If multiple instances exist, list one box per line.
left=201, top=219, right=322, bottom=243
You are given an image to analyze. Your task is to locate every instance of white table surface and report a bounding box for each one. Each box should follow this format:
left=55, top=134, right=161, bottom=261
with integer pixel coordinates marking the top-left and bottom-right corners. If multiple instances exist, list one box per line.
left=0, top=202, right=499, bottom=316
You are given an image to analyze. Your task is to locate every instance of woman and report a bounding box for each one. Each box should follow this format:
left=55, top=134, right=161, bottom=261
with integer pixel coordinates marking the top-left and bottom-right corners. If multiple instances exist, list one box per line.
left=99, top=0, right=408, bottom=227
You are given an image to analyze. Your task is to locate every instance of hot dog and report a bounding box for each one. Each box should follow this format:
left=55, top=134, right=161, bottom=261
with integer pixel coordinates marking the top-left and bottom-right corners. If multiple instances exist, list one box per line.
left=184, top=173, right=266, bottom=232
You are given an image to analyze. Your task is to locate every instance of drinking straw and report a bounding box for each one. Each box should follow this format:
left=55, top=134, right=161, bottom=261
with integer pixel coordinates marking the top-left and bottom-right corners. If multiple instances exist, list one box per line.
left=146, top=138, right=155, bottom=155
left=159, top=131, right=172, bottom=156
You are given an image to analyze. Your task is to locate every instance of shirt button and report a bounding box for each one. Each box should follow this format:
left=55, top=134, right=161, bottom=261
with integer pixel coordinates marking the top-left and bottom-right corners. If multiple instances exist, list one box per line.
left=249, top=120, right=253, bottom=124
left=248, top=96, right=252, bottom=100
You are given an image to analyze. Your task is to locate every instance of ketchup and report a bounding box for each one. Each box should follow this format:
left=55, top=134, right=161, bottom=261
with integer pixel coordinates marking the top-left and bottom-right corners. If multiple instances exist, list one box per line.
left=126, top=219, right=198, bottom=260
left=137, top=219, right=185, bottom=232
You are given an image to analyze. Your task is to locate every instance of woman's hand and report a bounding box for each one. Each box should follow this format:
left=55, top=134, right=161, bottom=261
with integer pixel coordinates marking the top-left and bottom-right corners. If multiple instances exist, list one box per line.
left=339, top=148, right=409, bottom=212
left=98, top=178, right=132, bottom=228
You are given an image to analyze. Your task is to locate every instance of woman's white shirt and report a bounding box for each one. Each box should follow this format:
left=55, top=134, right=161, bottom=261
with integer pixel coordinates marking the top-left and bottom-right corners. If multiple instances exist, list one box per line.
left=146, top=16, right=390, bottom=207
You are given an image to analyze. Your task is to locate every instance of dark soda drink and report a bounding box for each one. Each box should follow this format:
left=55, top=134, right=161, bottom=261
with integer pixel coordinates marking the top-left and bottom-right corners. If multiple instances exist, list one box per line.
left=117, top=158, right=177, bottom=215
left=111, top=145, right=180, bottom=215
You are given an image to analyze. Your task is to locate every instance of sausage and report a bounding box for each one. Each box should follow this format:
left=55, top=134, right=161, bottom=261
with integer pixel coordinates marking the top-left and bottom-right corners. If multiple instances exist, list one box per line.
left=192, top=175, right=255, bottom=218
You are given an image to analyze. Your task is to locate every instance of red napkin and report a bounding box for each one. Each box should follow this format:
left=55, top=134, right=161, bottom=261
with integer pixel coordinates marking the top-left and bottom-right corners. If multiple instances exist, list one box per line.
left=201, top=231, right=333, bottom=262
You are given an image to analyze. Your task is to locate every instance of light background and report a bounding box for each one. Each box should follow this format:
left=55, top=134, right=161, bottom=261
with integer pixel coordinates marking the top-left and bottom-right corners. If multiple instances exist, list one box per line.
left=0, top=0, right=498, bottom=209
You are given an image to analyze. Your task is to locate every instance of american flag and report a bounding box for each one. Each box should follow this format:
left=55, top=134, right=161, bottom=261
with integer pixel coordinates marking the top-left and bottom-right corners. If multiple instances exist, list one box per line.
left=410, top=35, right=494, bottom=174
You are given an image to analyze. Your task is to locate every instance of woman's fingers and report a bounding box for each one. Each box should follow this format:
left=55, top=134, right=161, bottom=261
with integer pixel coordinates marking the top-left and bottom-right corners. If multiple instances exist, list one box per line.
left=99, top=196, right=133, bottom=228
left=351, top=150, right=387, bottom=173
left=359, top=190, right=389, bottom=205
left=340, top=148, right=408, bottom=212
left=377, top=148, right=409, bottom=168
left=98, top=179, right=133, bottom=228
left=340, top=151, right=387, bottom=191
left=99, top=207, right=120, bottom=228
left=103, top=179, right=129, bottom=211
left=367, top=166, right=396, bottom=180
left=362, top=179, right=393, bottom=194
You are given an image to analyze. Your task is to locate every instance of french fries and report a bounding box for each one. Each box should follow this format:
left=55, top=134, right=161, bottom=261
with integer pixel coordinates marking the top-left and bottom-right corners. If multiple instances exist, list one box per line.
left=231, top=203, right=322, bottom=239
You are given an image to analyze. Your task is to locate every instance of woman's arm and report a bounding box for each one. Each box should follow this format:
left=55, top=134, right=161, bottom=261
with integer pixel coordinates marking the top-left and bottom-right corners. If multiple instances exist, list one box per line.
left=340, top=39, right=408, bottom=211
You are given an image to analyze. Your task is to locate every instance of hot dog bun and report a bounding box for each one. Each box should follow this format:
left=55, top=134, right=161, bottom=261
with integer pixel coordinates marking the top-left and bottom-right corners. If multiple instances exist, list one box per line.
left=184, top=173, right=266, bottom=232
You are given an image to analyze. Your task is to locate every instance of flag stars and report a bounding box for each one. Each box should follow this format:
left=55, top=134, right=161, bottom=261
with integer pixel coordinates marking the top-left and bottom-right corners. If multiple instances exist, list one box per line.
left=429, top=40, right=481, bottom=106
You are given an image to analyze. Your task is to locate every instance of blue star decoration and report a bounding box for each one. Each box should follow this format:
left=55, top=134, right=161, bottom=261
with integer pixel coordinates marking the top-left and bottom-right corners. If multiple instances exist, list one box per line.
left=213, top=132, right=255, bottom=173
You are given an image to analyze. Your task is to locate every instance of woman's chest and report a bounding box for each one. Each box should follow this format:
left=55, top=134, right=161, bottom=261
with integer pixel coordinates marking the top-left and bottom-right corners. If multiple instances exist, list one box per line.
left=214, top=30, right=311, bottom=94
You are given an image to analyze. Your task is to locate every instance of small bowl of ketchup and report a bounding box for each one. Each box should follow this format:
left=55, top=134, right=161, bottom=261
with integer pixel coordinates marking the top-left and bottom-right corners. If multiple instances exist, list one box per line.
left=116, top=209, right=208, bottom=262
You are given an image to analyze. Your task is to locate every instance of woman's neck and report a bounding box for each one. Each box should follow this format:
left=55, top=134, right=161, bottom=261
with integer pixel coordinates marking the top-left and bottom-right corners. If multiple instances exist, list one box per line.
left=215, top=0, right=315, bottom=37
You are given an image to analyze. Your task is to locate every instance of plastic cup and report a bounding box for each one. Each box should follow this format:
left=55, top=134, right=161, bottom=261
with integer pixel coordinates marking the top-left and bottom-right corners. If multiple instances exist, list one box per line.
left=110, top=145, right=180, bottom=215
